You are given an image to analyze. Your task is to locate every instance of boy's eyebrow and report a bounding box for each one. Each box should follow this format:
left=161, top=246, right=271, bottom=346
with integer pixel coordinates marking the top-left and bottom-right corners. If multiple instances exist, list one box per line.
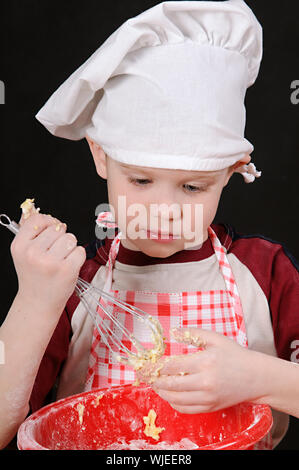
left=119, top=162, right=219, bottom=181
left=181, top=172, right=219, bottom=181
left=119, top=162, right=137, bottom=169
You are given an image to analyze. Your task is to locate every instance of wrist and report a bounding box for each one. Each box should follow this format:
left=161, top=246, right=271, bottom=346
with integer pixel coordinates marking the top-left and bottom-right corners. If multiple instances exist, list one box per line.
left=243, top=348, right=275, bottom=404
left=14, top=290, right=65, bottom=324
left=247, top=349, right=299, bottom=417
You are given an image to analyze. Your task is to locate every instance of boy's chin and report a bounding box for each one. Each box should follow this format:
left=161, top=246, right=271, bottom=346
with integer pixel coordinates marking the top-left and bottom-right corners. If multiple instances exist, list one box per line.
left=142, top=244, right=180, bottom=258
left=122, top=237, right=186, bottom=258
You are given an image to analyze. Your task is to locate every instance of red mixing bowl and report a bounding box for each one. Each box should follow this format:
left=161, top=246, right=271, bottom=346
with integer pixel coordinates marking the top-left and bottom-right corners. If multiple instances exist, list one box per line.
left=17, top=383, right=272, bottom=450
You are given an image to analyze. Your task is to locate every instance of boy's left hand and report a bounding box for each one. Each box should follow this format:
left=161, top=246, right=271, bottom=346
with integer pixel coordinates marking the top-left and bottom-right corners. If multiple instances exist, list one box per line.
left=141, top=328, right=265, bottom=414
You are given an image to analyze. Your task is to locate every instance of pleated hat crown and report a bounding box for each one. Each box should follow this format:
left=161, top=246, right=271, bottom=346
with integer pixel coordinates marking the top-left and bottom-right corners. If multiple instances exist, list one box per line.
left=36, top=0, right=263, bottom=182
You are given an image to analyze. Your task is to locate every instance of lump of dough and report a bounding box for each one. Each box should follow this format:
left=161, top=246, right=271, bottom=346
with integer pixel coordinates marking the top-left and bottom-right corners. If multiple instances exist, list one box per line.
left=143, top=409, right=165, bottom=441
left=170, top=328, right=206, bottom=348
left=91, top=393, right=104, bottom=407
left=76, top=403, right=85, bottom=425
left=20, top=198, right=40, bottom=219
left=135, top=356, right=171, bottom=384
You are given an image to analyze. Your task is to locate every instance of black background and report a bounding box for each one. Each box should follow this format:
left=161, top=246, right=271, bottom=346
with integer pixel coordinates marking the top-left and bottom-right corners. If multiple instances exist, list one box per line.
left=0, top=1, right=298, bottom=450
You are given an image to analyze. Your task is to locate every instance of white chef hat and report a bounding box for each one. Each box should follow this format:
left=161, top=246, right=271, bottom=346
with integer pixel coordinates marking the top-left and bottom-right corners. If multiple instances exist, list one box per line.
left=35, top=0, right=263, bottom=183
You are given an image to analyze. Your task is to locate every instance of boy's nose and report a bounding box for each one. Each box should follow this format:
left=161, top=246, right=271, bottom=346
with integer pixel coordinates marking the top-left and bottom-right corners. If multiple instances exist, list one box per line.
left=150, top=203, right=182, bottom=221
left=146, top=202, right=183, bottom=235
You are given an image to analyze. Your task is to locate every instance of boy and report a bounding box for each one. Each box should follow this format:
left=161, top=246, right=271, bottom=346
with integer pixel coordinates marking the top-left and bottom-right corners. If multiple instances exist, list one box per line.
left=0, top=0, right=298, bottom=450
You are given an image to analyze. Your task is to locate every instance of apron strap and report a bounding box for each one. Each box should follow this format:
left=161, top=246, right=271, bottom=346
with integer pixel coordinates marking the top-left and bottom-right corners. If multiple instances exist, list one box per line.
left=207, top=226, right=239, bottom=304
left=208, top=226, right=247, bottom=346
left=96, top=211, right=122, bottom=293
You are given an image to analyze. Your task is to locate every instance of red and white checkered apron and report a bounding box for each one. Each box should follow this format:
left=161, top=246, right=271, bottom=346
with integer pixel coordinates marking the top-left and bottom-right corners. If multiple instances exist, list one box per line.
left=84, top=212, right=272, bottom=449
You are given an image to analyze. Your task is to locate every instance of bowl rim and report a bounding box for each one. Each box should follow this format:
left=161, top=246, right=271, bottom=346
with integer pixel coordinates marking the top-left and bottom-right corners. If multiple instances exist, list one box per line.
left=17, top=383, right=273, bottom=450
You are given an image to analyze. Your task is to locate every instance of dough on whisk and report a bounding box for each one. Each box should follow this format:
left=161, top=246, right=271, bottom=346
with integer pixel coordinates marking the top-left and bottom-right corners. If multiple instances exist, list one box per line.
left=117, top=314, right=166, bottom=382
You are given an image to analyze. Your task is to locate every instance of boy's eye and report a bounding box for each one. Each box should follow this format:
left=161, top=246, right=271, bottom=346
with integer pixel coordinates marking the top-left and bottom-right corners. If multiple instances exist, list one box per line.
left=129, top=178, right=206, bottom=193
left=183, top=184, right=204, bottom=193
left=129, top=178, right=151, bottom=185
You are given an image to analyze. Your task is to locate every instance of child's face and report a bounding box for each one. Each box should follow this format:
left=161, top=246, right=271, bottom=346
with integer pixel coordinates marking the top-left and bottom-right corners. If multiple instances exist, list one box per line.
left=87, top=137, right=240, bottom=258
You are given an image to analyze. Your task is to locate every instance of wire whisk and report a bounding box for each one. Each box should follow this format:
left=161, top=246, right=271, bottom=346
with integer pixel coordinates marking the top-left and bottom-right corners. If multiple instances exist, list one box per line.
left=0, top=213, right=165, bottom=367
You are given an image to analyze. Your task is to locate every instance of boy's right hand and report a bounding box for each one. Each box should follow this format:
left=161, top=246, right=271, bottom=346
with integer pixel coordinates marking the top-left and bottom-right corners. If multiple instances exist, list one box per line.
left=10, top=212, right=86, bottom=314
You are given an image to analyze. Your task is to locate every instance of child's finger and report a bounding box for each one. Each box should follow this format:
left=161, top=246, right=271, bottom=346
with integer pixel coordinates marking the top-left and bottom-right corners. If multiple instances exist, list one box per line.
left=168, top=403, right=209, bottom=415
left=155, top=388, right=209, bottom=408
left=31, top=221, right=68, bottom=252
left=48, top=232, right=78, bottom=260
left=18, top=210, right=36, bottom=227
left=63, top=245, right=86, bottom=271
left=136, top=355, right=177, bottom=384
left=156, top=352, right=202, bottom=377
left=170, top=327, right=230, bottom=348
left=152, top=371, right=201, bottom=392
left=16, top=213, right=61, bottom=241
left=18, top=213, right=25, bottom=226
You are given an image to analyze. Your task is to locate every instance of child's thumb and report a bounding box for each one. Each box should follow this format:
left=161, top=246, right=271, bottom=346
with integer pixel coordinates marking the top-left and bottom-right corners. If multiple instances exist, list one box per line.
left=18, top=212, right=26, bottom=226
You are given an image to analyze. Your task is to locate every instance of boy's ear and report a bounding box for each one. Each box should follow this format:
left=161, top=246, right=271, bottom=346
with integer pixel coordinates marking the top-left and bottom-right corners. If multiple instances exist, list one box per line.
left=85, top=135, right=107, bottom=179
left=223, top=153, right=251, bottom=187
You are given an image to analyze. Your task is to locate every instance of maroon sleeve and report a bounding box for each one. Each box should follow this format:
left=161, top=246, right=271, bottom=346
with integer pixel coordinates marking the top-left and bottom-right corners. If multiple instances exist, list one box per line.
left=229, top=229, right=299, bottom=362
left=270, top=246, right=299, bottom=361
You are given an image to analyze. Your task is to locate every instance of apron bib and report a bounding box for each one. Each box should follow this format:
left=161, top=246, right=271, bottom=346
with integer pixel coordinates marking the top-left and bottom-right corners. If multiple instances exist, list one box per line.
left=84, top=212, right=272, bottom=450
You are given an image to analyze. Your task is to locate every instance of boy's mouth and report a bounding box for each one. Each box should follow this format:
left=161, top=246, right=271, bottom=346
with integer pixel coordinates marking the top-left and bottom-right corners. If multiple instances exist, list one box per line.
left=146, top=229, right=180, bottom=242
